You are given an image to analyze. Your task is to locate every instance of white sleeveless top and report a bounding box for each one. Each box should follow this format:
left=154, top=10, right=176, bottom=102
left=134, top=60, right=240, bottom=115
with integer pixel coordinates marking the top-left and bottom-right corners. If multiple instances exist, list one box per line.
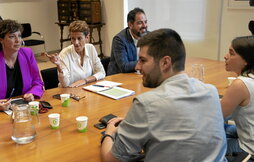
left=232, top=74, right=254, bottom=155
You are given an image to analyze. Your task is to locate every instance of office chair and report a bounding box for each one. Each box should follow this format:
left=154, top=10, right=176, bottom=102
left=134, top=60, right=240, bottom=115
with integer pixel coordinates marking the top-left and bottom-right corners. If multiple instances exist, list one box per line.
left=40, top=67, right=59, bottom=90
left=21, top=23, right=46, bottom=52
left=101, top=57, right=110, bottom=76
left=249, top=20, right=254, bottom=35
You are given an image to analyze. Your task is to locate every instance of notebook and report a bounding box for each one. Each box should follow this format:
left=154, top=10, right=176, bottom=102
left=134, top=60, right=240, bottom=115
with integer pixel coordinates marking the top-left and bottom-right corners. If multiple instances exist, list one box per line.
left=83, top=81, right=135, bottom=100
left=83, top=81, right=122, bottom=92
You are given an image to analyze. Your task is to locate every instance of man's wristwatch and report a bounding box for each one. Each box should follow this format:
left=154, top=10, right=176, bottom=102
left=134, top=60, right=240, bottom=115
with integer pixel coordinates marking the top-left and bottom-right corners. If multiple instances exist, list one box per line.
left=101, top=134, right=114, bottom=144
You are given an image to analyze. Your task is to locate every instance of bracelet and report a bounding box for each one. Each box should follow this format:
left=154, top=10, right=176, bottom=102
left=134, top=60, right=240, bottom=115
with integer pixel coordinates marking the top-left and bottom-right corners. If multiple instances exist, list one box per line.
left=101, top=134, right=114, bottom=144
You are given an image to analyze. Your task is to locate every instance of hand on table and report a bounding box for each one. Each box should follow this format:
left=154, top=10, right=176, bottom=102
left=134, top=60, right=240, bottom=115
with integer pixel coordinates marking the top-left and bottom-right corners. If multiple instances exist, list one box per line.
left=68, top=79, right=87, bottom=88
left=0, top=99, right=11, bottom=111
left=105, top=117, right=124, bottom=135
left=23, top=93, right=34, bottom=102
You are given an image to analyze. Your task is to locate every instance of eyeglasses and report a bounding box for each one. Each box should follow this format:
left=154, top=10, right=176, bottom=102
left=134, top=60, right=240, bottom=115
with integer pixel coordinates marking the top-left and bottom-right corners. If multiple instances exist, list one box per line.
left=70, top=93, right=85, bottom=101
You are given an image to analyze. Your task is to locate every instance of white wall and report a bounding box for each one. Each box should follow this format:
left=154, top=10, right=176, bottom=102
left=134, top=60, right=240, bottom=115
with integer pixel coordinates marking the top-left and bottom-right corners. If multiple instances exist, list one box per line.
left=101, top=0, right=125, bottom=56
left=128, top=0, right=254, bottom=61
left=220, top=1, right=254, bottom=60
left=128, top=0, right=222, bottom=60
left=0, top=0, right=59, bottom=54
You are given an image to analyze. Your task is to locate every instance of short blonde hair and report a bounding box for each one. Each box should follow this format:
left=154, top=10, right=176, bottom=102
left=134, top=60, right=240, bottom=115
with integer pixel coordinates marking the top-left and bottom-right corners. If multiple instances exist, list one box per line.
left=69, top=20, right=90, bottom=36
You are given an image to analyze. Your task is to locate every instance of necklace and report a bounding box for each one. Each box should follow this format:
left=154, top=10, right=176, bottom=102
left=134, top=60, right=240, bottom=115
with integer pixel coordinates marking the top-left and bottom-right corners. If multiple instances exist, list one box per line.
left=5, top=60, right=15, bottom=69
left=4, top=52, right=18, bottom=69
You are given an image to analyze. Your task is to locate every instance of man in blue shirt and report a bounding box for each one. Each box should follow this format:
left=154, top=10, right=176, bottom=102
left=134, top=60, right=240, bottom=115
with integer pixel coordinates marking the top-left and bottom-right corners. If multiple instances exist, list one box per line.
left=107, top=8, right=148, bottom=75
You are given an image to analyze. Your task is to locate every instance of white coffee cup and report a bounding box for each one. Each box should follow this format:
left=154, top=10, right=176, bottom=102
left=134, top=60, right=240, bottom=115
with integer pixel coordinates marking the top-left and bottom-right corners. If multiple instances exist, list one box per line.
left=60, top=94, right=70, bottom=107
left=48, top=113, right=60, bottom=129
left=28, top=101, right=39, bottom=115
left=76, top=116, right=88, bottom=132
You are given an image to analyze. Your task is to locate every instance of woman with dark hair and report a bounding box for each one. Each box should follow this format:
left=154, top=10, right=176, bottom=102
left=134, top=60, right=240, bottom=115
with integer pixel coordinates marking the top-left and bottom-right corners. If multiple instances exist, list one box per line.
left=0, top=19, right=44, bottom=110
left=221, top=36, right=254, bottom=158
left=46, top=20, right=105, bottom=87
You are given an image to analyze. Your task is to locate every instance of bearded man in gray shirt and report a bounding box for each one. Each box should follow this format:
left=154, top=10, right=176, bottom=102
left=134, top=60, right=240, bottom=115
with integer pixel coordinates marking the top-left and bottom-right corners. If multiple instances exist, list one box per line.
left=101, top=28, right=227, bottom=162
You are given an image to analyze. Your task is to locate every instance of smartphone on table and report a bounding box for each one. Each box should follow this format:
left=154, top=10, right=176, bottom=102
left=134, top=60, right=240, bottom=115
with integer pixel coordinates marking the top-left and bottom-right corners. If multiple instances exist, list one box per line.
left=52, top=94, right=61, bottom=100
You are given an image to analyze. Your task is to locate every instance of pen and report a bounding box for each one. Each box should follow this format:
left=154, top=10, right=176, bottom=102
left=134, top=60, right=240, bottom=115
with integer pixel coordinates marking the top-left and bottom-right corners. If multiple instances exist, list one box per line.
left=8, top=88, right=15, bottom=99
left=92, top=85, right=106, bottom=88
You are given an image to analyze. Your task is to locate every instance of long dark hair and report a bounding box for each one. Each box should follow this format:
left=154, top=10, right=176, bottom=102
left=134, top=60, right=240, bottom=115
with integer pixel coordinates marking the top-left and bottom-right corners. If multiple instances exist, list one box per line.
left=232, top=36, right=254, bottom=76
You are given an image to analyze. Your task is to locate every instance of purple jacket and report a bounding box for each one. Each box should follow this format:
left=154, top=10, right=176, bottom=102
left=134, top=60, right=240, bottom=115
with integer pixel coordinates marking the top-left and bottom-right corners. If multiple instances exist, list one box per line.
left=0, top=47, right=44, bottom=99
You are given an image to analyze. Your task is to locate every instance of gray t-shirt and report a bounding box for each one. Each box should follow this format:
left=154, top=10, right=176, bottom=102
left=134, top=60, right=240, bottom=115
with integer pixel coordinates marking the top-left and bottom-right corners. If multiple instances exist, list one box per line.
left=112, top=73, right=227, bottom=162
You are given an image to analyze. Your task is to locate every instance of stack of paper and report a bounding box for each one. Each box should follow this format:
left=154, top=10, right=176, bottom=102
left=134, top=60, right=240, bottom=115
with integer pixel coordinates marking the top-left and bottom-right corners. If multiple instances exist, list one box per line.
left=95, top=81, right=122, bottom=87
left=83, top=81, right=135, bottom=100
left=83, top=81, right=122, bottom=92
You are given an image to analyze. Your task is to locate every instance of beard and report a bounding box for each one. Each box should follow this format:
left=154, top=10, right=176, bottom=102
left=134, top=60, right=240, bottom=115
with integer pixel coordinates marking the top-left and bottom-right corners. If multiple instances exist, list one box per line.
left=142, top=64, right=162, bottom=88
left=131, top=27, right=148, bottom=38
left=139, top=30, right=148, bottom=37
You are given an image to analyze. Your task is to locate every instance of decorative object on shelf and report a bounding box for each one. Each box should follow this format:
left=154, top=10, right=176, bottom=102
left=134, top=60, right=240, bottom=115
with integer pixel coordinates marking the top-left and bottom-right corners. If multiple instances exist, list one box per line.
left=57, top=0, right=101, bottom=24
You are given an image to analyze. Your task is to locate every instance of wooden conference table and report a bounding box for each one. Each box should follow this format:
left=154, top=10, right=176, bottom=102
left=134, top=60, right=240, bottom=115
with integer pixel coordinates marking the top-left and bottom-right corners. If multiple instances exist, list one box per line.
left=0, top=57, right=235, bottom=162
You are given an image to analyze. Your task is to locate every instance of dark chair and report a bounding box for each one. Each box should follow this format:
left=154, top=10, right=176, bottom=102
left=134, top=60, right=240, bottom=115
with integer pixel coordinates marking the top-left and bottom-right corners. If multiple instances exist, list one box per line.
left=40, top=67, right=59, bottom=90
left=249, top=20, right=254, bottom=35
left=101, top=57, right=110, bottom=76
left=250, top=0, right=254, bottom=6
left=21, top=23, right=46, bottom=52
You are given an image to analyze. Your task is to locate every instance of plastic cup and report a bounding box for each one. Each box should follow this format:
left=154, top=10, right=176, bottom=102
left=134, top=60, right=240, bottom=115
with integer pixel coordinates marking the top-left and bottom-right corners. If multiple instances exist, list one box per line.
left=48, top=113, right=60, bottom=129
left=191, top=64, right=204, bottom=81
left=60, top=94, right=70, bottom=107
left=28, top=101, right=39, bottom=115
left=228, top=77, right=236, bottom=86
left=76, top=116, right=88, bottom=132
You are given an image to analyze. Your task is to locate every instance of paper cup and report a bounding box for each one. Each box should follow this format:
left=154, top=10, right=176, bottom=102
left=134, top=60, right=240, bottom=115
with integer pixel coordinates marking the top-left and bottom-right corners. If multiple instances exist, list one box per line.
left=76, top=116, right=88, bottom=132
left=227, top=77, right=236, bottom=86
left=60, top=94, right=70, bottom=107
left=29, top=101, right=39, bottom=115
left=48, top=113, right=60, bottom=129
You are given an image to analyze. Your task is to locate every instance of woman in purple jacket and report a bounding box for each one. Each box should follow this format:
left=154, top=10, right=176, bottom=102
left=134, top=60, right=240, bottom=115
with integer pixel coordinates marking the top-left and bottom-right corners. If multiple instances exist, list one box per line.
left=0, top=19, right=44, bottom=111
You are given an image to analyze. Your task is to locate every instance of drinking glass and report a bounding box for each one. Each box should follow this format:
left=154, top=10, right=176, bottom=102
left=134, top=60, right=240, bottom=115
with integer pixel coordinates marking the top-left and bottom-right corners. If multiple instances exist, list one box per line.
left=191, top=64, right=204, bottom=81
